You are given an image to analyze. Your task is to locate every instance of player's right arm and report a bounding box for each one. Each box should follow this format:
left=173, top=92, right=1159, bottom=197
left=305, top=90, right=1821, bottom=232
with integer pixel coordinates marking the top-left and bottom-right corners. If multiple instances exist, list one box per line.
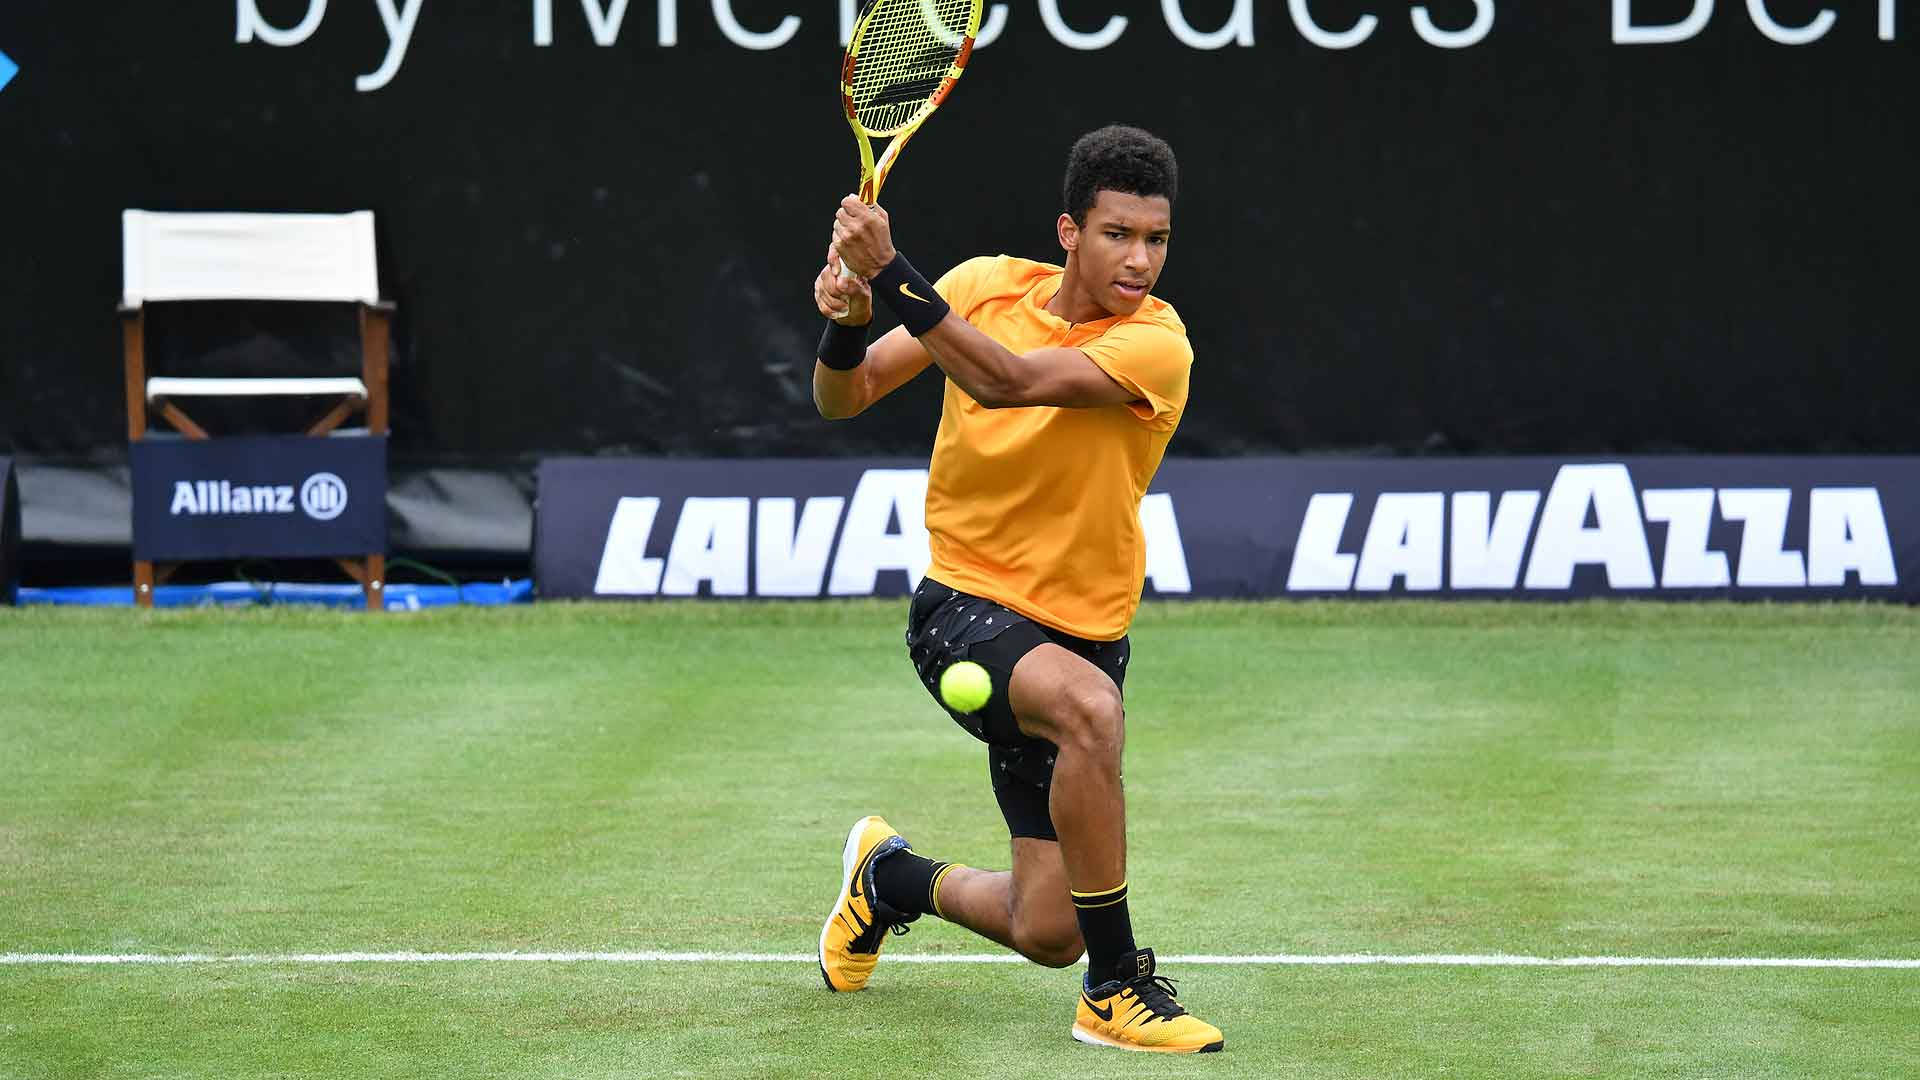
left=829, top=200, right=1168, bottom=413
left=812, top=248, right=932, bottom=420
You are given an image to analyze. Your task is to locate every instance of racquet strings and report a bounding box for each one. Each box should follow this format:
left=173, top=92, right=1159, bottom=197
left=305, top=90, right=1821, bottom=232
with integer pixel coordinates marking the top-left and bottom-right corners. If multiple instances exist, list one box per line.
left=849, top=0, right=975, bottom=135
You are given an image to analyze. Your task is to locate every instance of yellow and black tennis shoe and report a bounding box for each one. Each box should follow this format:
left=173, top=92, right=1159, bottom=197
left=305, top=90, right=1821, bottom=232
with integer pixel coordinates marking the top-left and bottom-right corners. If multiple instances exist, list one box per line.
left=1072, top=948, right=1224, bottom=1053
left=818, top=815, right=918, bottom=992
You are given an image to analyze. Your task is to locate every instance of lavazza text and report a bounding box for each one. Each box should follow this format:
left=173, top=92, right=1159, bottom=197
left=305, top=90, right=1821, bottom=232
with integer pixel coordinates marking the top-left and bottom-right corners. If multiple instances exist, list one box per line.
left=1287, top=464, right=1895, bottom=593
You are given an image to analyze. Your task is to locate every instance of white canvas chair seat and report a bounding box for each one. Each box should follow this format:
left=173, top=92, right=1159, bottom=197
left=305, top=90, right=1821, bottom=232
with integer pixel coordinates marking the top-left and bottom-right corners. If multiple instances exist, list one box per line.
left=146, top=376, right=368, bottom=402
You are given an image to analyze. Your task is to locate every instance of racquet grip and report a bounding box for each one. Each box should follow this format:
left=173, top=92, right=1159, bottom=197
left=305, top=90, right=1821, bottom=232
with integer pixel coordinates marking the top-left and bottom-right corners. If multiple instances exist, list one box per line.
left=829, top=248, right=855, bottom=317
left=831, top=250, right=862, bottom=317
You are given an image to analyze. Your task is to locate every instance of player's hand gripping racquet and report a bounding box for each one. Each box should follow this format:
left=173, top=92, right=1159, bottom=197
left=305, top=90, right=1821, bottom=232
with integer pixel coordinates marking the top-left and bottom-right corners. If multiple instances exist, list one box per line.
left=829, top=0, right=983, bottom=316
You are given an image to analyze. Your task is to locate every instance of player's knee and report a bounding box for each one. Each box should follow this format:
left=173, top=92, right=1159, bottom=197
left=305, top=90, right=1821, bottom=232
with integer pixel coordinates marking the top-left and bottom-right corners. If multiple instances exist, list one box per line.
left=1029, top=941, right=1087, bottom=969
left=1052, top=684, right=1124, bottom=760
left=1014, top=925, right=1086, bottom=969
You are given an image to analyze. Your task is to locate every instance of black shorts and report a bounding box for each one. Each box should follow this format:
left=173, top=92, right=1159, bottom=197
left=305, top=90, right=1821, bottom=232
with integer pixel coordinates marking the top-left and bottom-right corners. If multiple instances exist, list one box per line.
left=906, top=578, right=1130, bottom=841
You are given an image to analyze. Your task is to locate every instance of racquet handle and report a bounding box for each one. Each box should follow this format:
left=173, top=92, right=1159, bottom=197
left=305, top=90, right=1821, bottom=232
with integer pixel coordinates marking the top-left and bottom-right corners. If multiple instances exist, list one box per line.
left=829, top=252, right=858, bottom=318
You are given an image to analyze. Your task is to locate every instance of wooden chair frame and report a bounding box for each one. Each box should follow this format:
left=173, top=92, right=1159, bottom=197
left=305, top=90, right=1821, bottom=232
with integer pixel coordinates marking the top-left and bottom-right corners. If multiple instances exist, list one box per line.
left=122, top=301, right=393, bottom=610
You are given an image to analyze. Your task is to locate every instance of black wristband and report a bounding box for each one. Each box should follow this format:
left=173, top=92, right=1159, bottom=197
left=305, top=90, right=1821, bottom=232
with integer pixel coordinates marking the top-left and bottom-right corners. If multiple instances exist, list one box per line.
left=870, top=253, right=951, bottom=337
left=817, top=319, right=870, bottom=371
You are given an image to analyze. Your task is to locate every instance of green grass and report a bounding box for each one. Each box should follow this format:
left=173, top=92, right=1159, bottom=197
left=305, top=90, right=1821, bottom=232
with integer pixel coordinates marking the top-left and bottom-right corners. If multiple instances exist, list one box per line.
left=2, top=601, right=1917, bottom=1078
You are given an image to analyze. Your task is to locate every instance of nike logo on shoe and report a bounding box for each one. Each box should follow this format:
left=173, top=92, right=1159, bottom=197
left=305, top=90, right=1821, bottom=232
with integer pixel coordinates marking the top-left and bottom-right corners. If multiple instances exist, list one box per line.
left=851, top=842, right=885, bottom=904
left=1083, top=995, right=1114, bottom=1022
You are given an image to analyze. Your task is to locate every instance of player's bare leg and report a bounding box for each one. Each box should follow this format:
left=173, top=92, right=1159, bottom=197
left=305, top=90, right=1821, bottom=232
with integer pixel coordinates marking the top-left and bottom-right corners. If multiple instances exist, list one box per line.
left=837, top=640, right=1220, bottom=1049
left=999, top=643, right=1223, bottom=1052
left=923, top=839, right=1084, bottom=967
left=1006, top=645, right=1129, bottom=895
left=878, top=647, right=1122, bottom=967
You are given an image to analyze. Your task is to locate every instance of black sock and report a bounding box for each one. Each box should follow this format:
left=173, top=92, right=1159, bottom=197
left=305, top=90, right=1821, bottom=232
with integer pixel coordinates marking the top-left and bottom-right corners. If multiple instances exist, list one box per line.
left=872, top=848, right=954, bottom=918
left=1073, top=881, right=1136, bottom=986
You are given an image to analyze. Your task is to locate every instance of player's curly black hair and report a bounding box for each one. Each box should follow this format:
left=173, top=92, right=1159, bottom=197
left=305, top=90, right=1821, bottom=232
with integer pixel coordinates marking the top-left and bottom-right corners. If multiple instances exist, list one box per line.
left=1062, top=125, right=1179, bottom=226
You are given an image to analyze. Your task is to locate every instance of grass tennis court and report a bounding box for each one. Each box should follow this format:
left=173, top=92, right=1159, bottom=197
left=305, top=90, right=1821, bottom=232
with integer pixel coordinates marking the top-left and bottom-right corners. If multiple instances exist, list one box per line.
left=3, top=601, right=1917, bottom=1078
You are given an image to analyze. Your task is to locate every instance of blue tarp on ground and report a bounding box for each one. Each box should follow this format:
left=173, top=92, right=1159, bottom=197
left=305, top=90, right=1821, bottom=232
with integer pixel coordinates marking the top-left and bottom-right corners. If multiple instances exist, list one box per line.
left=18, top=579, right=534, bottom=610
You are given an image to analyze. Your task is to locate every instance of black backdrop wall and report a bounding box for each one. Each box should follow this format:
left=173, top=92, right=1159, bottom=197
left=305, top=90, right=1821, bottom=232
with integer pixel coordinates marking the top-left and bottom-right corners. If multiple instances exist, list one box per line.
left=1, top=2, right=1914, bottom=467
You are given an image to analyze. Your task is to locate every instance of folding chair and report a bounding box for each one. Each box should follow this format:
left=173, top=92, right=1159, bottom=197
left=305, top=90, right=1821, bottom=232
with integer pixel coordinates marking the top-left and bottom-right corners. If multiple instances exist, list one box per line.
left=121, top=210, right=393, bottom=608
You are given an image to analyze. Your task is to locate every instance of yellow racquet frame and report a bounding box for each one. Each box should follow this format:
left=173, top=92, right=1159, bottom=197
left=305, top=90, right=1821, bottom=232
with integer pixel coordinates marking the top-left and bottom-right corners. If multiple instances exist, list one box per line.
left=840, top=0, right=984, bottom=212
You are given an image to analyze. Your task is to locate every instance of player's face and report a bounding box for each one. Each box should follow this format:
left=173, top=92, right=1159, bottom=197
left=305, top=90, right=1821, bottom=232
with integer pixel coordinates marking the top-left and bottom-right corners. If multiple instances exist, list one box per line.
left=1075, top=190, right=1173, bottom=317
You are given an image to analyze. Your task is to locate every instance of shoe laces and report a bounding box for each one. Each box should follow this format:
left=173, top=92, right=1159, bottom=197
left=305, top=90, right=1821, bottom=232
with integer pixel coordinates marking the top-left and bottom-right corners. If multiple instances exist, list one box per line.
left=887, top=921, right=912, bottom=938
left=1125, top=974, right=1188, bottom=1019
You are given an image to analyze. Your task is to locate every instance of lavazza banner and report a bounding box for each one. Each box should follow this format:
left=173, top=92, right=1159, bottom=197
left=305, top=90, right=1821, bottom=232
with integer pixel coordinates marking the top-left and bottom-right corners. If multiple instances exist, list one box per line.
left=535, top=458, right=1920, bottom=603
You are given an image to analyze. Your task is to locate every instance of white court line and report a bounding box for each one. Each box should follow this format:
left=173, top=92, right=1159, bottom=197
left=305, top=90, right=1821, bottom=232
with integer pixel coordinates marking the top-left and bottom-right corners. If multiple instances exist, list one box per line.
left=3, top=951, right=1917, bottom=969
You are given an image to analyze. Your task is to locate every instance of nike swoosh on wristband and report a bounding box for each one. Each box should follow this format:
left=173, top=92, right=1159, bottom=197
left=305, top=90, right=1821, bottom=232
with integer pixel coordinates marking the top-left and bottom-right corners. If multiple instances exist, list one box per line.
left=898, top=283, right=931, bottom=303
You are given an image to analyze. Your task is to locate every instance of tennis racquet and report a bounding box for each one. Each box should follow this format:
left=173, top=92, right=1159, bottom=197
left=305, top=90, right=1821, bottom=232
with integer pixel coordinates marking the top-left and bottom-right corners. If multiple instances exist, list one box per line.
left=834, top=0, right=984, bottom=287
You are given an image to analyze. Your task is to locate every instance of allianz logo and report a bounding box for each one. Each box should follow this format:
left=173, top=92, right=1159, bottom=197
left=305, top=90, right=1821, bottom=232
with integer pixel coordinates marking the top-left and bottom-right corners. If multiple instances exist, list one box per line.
left=168, top=473, right=350, bottom=522
left=1288, top=464, right=1897, bottom=592
left=593, top=469, right=1193, bottom=597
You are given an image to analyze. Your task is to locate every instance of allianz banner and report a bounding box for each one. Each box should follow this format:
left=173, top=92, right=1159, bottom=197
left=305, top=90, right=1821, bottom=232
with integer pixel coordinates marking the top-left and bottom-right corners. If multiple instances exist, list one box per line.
left=131, top=436, right=387, bottom=561
left=535, top=457, right=1919, bottom=602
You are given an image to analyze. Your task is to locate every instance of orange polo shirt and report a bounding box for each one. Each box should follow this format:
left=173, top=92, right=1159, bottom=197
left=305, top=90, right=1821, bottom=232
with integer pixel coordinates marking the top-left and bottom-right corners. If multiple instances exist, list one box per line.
left=924, top=255, right=1192, bottom=641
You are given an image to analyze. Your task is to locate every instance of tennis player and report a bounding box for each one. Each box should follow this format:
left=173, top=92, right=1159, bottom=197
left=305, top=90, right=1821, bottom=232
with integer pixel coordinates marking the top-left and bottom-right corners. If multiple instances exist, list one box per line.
left=810, top=125, right=1222, bottom=1054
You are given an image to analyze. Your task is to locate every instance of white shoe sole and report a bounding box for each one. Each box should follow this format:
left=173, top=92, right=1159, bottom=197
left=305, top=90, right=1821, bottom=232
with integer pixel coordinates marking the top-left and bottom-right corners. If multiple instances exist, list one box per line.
left=1072, top=1023, right=1223, bottom=1054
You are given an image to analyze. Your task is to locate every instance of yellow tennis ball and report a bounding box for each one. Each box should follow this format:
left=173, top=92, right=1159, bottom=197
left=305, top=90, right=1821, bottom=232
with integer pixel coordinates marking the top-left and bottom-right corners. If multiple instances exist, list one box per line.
left=939, top=660, right=993, bottom=714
